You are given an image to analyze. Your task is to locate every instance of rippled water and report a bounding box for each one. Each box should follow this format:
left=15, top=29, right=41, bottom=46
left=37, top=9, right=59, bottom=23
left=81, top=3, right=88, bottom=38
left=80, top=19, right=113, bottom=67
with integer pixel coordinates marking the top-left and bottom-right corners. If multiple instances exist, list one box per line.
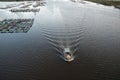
left=0, top=0, right=120, bottom=80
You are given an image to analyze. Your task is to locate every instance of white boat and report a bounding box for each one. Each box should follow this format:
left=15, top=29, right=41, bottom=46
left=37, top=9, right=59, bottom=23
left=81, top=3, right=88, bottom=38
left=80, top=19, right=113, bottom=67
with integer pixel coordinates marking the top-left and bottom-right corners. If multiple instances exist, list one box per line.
left=63, top=47, right=74, bottom=62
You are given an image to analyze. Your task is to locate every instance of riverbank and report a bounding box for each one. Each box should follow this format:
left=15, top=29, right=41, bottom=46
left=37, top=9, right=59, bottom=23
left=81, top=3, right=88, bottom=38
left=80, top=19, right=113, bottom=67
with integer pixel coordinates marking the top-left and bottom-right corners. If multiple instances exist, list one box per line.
left=86, top=0, right=120, bottom=6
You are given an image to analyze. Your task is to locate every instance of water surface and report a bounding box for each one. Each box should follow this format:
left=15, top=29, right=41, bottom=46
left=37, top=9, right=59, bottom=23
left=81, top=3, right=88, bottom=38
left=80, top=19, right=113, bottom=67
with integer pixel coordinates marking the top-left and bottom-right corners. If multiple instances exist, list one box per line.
left=0, top=0, right=120, bottom=80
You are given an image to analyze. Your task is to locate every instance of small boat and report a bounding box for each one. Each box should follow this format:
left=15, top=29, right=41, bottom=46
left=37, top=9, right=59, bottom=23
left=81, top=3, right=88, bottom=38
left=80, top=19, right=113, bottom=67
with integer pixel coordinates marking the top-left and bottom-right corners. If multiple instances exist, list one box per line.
left=63, top=47, right=74, bottom=62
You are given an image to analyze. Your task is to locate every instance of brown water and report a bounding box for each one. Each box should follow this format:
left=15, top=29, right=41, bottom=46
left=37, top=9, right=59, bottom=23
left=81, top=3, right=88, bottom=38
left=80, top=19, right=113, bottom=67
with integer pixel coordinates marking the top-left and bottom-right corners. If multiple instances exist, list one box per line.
left=0, top=0, right=120, bottom=80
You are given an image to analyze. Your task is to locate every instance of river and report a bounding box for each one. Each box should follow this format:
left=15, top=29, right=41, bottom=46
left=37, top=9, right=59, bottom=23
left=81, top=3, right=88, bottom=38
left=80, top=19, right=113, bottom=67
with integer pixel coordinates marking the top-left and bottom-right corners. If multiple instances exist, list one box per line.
left=0, top=0, right=120, bottom=80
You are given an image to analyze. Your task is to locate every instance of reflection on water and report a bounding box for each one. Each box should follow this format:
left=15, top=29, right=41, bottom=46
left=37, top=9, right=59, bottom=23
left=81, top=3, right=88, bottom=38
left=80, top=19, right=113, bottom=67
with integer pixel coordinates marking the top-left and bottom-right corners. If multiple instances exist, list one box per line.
left=0, top=0, right=120, bottom=80
left=0, top=19, right=34, bottom=33
left=41, top=4, right=84, bottom=61
left=71, top=0, right=86, bottom=3
left=0, top=0, right=46, bottom=9
left=0, top=0, right=47, bottom=33
left=10, top=8, right=40, bottom=13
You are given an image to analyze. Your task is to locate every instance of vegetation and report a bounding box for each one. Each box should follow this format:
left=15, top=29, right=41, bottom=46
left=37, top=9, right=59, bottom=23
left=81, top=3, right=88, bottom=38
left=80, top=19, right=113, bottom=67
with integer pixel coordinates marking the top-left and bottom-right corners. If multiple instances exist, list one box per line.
left=86, top=0, right=120, bottom=6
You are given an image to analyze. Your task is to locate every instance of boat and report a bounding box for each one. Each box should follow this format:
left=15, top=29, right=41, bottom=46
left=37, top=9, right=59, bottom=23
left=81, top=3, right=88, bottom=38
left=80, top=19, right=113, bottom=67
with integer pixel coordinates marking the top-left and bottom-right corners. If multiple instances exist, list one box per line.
left=63, top=47, right=74, bottom=62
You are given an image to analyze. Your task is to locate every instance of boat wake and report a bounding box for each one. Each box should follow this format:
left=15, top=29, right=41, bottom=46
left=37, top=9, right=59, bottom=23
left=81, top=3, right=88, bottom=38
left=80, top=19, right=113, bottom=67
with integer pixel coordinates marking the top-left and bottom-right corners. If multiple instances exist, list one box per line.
left=39, top=3, right=85, bottom=61
left=41, top=24, right=84, bottom=62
